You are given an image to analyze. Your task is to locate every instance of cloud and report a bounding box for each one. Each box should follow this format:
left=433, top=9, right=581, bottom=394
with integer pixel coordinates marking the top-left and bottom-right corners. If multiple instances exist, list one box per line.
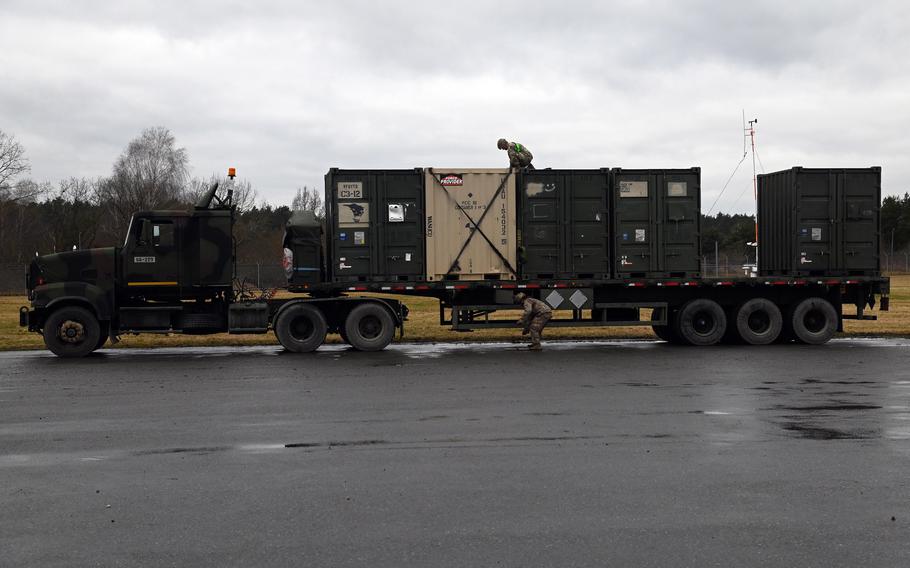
left=1, top=0, right=908, bottom=213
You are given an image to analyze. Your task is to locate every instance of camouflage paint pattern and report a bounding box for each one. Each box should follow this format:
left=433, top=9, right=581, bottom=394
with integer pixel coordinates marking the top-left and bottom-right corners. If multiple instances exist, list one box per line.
left=518, top=296, right=552, bottom=347
left=507, top=142, right=534, bottom=169
left=28, top=248, right=117, bottom=327
left=23, top=206, right=236, bottom=332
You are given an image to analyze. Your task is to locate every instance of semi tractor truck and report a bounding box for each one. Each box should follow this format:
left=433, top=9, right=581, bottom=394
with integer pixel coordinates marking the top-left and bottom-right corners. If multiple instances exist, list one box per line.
left=20, top=167, right=890, bottom=357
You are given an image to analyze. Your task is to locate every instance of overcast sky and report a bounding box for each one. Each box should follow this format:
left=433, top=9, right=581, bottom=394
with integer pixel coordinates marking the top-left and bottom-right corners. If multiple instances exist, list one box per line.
left=1, top=0, right=908, bottom=213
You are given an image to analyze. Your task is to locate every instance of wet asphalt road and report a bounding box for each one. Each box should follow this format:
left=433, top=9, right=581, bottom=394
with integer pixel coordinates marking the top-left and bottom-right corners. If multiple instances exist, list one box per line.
left=2, top=339, right=910, bottom=567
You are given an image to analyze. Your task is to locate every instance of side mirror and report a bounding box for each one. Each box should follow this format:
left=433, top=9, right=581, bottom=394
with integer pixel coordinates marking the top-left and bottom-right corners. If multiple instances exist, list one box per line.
left=138, top=219, right=151, bottom=247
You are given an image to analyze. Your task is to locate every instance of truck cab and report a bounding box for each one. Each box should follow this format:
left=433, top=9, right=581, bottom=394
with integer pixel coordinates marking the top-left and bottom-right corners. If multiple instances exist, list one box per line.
left=22, top=178, right=237, bottom=356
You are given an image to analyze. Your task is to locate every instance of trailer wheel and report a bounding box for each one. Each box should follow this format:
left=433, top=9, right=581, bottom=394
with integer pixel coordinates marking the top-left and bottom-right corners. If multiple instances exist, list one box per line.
left=735, top=298, right=783, bottom=345
left=651, top=308, right=681, bottom=343
left=344, top=303, right=395, bottom=352
left=790, top=297, right=837, bottom=345
left=43, top=306, right=101, bottom=358
left=274, top=304, right=327, bottom=353
left=675, top=299, right=726, bottom=346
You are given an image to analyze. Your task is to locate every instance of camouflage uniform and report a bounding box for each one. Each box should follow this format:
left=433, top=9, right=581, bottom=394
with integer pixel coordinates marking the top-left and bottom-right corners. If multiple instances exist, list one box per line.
left=517, top=295, right=552, bottom=350
left=506, top=141, right=534, bottom=169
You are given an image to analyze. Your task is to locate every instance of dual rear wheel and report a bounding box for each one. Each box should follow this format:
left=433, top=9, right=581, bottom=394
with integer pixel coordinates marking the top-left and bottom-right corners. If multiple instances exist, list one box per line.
left=274, top=302, right=395, bottom=353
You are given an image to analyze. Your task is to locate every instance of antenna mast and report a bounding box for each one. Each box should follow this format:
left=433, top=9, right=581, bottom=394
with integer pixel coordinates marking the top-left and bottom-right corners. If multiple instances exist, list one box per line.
left=747, top=117, right=759, bottom=262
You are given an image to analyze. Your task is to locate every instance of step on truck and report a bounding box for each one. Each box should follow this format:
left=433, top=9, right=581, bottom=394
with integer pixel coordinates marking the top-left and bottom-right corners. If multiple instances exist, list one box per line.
left=20, top=167, right=890, bottom=357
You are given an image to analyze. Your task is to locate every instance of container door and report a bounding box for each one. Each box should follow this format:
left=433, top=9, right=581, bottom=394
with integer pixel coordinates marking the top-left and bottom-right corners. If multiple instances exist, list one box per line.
left=520, top=171, right=561, bottom=278
left=332, top=173, right=373, bottom=281
left=661, top=170, right=700, bottom=275
left=378, top=171, right=424, bottom=280
left=566, top=172, right=609, bottom=279
left=839, top=169, right=880, bottom=273
left=795, top=171, right=835, bottom=273
left=614, top=172, right=654, bottom=275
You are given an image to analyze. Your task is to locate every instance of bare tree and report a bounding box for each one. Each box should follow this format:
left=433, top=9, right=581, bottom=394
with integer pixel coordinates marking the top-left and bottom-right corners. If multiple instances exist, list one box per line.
left=0, top=130, right=30, bottom=189
left=0, top=178, right=50, bottom=262
left=97, top=127, right=189, bottom=238
left=292, top=186, right=324, bottom=219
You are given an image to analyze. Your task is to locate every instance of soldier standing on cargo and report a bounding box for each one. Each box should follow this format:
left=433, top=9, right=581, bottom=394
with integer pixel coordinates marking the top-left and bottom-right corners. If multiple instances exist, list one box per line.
left=497, top=139, right=534, bottom=169
left=514, top=292, right=552, bottom=351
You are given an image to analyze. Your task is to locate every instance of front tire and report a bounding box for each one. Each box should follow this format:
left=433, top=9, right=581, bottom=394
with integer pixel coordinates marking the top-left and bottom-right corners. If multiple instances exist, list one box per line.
left=274, top=304, right=327, bottom=353
left=344, top=303, right=395, bottom=352
left=791, top=297, right=837, bottom=345
left=43, top=306, right=101, bottom=358
left=675, top=299, right=726, bottom=346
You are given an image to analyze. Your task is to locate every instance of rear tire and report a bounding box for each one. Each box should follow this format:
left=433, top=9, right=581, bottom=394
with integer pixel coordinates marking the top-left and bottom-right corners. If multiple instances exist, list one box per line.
left=43, top=306, right=101, bottom=358
left=675, top=299, right=726, bottom=346
left=344, top=303, right=395, bottom=352
left=274, top=304, right=327, bottom=353
left=790, top=297, right=837, bottom=345
left=735, top=298, right=783, bottom=345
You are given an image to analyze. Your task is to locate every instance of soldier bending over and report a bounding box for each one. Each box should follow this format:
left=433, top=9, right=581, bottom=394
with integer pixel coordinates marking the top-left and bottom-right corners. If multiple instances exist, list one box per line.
left=514, top=292, right=552, bottom=351
left=497, top=138, right=534, bottom=169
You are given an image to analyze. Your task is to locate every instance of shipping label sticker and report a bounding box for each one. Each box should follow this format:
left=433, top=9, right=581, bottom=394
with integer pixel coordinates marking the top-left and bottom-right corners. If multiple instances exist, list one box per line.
left=337, top=182, right=363, bottom=200
left=635, top=229, right=646, bottom=242
left=354, top=231, right=365, bottom=245
left=405, top=253, right=412, bottom=262
left=439, top=174, right=463, bottom=187
left=811, top=227, right=822, bottom=241
left=388, top=203, right=405, bottom=223
left=667, top=182, right=687, bottom=197
left=619, top=180, right=648, bottom=198
left=338, top=202, right=369, bottom=228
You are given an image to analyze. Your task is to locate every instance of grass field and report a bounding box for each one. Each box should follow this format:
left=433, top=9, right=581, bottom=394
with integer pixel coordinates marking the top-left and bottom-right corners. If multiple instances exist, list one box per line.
left=2, top=275, right=907, bottom=351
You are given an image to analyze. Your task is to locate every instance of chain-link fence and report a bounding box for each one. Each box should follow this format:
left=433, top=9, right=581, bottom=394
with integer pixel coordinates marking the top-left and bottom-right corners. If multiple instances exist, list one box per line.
left=0, top=263, right=25, bottom=294
left=234, top=263, right=287, bottom=290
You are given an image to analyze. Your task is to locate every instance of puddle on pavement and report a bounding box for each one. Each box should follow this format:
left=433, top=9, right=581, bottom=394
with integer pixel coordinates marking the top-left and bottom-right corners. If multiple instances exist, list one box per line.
left=780, top=423, right=879, bottom=440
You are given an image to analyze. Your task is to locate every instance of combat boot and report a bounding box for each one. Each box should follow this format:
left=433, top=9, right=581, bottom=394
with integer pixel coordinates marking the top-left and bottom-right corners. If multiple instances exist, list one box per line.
left=529, top=343, right=542, bottom=351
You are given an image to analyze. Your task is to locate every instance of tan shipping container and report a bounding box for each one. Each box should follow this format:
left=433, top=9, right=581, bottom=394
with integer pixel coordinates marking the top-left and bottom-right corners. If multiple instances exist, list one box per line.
left=425, top=168, right=518, bottom=281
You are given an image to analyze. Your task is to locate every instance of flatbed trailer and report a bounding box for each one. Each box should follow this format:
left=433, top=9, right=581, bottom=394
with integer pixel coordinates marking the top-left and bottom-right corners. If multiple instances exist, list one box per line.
left=290, top=273, right=889, bottom=347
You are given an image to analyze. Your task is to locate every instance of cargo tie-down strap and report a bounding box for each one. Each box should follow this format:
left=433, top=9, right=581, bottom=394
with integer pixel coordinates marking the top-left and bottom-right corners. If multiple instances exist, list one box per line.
left=427, top=168, right=518, bottom=277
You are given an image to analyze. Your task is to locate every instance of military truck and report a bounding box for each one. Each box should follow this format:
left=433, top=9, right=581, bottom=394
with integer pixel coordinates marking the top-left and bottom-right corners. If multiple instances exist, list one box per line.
left=20, top=171, right=406, bottom=357
left=21, top=167, right=890, bottom=357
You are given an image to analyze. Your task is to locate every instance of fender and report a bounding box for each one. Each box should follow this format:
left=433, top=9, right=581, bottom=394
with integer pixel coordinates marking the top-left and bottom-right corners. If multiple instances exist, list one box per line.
left=34, top=282, right=114, bottom=320
left=272, top=297, right=404, bottom=328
